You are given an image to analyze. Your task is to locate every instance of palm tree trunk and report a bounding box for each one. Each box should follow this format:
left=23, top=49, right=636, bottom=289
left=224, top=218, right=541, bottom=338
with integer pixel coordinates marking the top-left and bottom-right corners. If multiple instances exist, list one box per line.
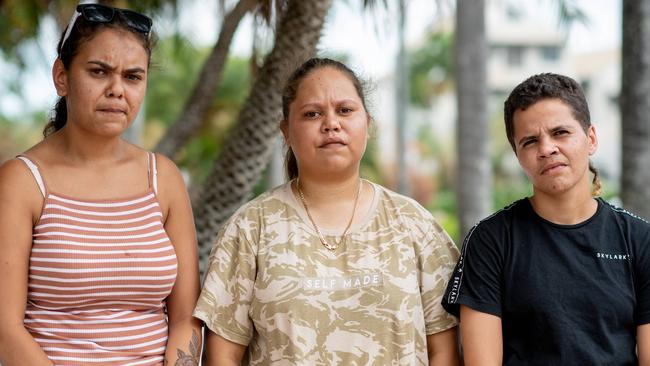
left=154, top=0, right=257, bottom=158
left=455, top=0, right=491, bottom=240
left=621, top=0, right=650, bottom=220
left=193, top=0, right=333, bottom=270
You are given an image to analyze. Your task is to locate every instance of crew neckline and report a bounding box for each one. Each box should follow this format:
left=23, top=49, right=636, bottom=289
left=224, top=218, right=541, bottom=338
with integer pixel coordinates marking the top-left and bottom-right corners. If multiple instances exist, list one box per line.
left=284, top=179, right=379, bottom=236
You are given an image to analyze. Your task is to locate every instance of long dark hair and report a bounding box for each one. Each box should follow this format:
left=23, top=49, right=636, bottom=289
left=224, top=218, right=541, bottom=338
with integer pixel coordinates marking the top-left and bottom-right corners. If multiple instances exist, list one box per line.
left=280, top=58, right=370, bottom=180
left=44, top=8, right=155, bottom=137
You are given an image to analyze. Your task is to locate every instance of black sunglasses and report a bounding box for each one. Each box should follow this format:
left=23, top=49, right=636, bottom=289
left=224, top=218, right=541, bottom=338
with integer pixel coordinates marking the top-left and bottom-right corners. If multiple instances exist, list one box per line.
left=61, top=4, right=153, bottom=48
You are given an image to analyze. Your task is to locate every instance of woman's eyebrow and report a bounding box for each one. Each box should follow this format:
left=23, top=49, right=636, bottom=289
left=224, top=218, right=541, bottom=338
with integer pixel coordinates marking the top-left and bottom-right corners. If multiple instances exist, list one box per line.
left=87, top=60, right=145, bottom=74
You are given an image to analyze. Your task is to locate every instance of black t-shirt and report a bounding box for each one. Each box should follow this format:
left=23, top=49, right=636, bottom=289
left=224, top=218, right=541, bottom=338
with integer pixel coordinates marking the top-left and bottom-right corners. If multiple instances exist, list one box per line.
left=442, top=198, right=650, bottom=365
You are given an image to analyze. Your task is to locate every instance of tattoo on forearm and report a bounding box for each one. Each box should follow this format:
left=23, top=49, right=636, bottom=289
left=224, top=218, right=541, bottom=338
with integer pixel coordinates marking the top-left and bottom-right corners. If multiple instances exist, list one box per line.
left=168, top=329, right=201, bottom=366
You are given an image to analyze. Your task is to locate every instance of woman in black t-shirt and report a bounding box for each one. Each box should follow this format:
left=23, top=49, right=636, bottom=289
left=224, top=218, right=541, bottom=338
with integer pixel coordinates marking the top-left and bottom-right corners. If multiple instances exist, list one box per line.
left=442, top=73, right=650, bottom=365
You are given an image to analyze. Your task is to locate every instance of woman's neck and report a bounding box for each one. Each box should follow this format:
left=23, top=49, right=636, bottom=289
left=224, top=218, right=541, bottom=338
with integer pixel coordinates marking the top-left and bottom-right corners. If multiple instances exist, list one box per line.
left=529, top=185, right=597, bottom=225
left=293, top=172, right=371, bottom=232
left=54, top=125, right=128, bottom=165
left=295, top=173, right=361, bottom=206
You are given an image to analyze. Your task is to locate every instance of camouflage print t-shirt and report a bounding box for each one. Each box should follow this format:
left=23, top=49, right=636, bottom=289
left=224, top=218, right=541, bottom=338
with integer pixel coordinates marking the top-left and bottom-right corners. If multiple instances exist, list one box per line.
left=194, top=180, right=459, bottom=365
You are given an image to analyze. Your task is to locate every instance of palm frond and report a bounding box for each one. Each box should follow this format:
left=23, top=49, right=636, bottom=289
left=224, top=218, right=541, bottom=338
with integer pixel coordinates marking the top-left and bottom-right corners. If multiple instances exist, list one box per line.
left=547, top=0, right=590, bottom=31
left=362, top=0, right=387, bottom=10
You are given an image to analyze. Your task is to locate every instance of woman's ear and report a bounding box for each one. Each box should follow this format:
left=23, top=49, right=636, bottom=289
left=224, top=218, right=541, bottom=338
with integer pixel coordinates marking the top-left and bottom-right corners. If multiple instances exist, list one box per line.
left=587, top=125, right=598, bottom=156
left=52, top=58, right=68, bottom=97
left=280, top=120, right=290, bottom=145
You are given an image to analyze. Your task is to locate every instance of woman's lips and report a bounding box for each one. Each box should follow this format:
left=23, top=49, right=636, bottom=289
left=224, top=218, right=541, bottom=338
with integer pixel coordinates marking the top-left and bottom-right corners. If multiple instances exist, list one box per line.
left=541, top=162, right=567, bottom=174
left=98, top=107, right=126, bottom=114
left=319, top=137, right=346, bottom=148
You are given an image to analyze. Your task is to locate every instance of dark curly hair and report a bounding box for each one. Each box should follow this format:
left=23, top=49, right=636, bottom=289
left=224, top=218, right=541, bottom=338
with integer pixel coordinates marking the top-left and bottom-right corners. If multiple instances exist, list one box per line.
left=503, top=73, right=601, bottom=195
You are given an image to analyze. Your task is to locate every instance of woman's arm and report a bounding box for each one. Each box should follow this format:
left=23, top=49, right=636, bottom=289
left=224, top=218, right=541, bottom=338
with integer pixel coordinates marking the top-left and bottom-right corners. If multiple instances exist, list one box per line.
left=0, top=159, right=53, bottom=365
left=459, top=305, right=502, bottom=366
left=205, top=331, right=246, bottom=366
left=156, top=155, right=203, bottom=365
left=638, top=323, right=650, bottom=365
left=427, top=326, right=460, bottom=366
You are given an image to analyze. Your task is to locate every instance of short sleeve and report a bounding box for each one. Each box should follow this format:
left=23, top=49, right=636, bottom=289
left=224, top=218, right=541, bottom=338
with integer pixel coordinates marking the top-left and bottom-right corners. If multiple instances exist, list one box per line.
left=632, top=220, right=650, bottom=325
left=193, top=209, right=259, bottom=346
left=412, top=213, right=461, bottom=334
left=441, top=221, right=504, bottom=318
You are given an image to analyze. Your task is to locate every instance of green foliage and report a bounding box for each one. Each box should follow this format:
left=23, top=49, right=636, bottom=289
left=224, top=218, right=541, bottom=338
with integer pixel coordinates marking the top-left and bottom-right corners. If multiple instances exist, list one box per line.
left=428, top=172, right=532, bottom=245
left=180, top=130, right=223, bottom=184
left=0, top=0, right=50, bottom=64
left=176, top=57, right=252, bottom=183
left=410, top=123, right=459, bottom=243
left=146, top=34, right=252, bottom=127
left=0, top=111, right=43, bottom=162
left=493, top=173, right=531, bottom=209
left=146, top=34, right=209, bottom=126
left=428, top=189, right=460, bottom=245
left=213, top=57, right=252, bottom=109
left=408, top=31, right=454, bottom=107
left=143, top=30, right=254, bottom=185
left=0, top=0, right=178, bottom=66
left=360, top=130, right=383, bottom=186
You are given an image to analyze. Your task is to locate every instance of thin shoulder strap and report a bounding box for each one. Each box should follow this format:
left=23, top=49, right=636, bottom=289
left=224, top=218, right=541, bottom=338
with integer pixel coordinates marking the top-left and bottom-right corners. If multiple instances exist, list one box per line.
left=148, top=152, right=159, bottom=194
left=16, top=155, right=47, bottom=197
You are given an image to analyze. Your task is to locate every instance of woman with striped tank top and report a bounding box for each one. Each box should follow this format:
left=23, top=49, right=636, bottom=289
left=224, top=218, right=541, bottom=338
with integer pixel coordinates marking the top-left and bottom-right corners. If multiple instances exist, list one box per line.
left=0, top=4, right=201, bottom=365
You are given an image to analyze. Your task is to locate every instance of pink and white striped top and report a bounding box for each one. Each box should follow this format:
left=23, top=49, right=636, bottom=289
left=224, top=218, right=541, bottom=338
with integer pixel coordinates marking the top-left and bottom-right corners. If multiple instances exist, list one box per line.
left=19, top=153, right=177, bottom=366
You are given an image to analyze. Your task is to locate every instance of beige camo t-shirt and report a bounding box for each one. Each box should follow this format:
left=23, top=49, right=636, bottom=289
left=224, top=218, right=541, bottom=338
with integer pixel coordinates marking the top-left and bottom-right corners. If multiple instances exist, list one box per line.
left=194, top=180, right=459, bottom=365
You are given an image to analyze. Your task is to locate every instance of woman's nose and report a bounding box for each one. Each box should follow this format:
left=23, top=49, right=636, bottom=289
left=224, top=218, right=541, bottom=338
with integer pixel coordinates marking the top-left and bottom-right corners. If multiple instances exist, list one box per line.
left=321, top=113, right=341, bottom=132
left=105, top=76, right=124, bottom=98
left=537, top=137, right=558, bottom=158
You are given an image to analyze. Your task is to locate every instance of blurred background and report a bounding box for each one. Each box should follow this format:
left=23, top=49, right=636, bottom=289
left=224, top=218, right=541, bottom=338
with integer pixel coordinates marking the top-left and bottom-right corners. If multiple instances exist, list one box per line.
left=2, top=0, right=647, bottom=266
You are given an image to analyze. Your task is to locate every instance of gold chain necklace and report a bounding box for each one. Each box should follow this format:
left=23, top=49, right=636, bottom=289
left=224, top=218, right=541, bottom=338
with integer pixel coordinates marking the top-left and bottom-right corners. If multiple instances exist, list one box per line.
left=296, top=178, right=362, bottom=251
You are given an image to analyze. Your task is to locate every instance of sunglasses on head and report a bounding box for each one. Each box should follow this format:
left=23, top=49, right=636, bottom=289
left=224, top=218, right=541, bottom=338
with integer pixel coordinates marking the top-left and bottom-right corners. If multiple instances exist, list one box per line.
left=60, top=4, right=153, bottom=50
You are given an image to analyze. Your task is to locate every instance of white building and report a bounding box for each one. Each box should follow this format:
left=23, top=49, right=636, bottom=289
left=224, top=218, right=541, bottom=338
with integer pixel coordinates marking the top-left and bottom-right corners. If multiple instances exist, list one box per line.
left=374, top=1, right=621, bottom=192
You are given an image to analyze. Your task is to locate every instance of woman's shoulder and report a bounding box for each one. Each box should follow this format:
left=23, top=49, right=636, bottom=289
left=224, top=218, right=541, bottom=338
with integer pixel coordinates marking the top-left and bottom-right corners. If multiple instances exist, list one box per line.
left=150, top=151, right=179, bottom=175
left=0, top=156, right=35, bottom=185
left=598, top=197, right=650, bottom=230
left=371, top=182, right=429, bottom=213
left=0, top=157, right=44, bottom=205
left=481, top=199, right=526, bottom=225
left=368, top=183, right=443, bottom=232
left=150, top=151, right=186, bottom=193
left=226, top=182, right=295, bottom=222
left=463, top=199, right=529, bottom=239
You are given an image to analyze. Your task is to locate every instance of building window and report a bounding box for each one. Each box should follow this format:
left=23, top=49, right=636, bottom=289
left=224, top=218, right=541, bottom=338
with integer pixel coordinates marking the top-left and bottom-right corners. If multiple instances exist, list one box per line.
left=540, top=46, right=560, bottom=61
left=507, top=46, right=524, bottom=66
left=506, top=6, right=522, bottom=21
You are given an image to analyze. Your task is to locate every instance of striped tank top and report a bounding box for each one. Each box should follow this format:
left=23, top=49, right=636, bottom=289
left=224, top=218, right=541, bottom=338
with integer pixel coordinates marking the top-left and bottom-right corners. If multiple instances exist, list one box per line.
left=19, top=153, right=177, bottom=366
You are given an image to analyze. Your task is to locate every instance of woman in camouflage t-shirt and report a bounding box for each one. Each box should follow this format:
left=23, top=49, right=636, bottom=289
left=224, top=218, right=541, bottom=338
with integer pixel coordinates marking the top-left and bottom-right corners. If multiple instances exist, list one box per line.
left=194, top=58, right=460, bottom=365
